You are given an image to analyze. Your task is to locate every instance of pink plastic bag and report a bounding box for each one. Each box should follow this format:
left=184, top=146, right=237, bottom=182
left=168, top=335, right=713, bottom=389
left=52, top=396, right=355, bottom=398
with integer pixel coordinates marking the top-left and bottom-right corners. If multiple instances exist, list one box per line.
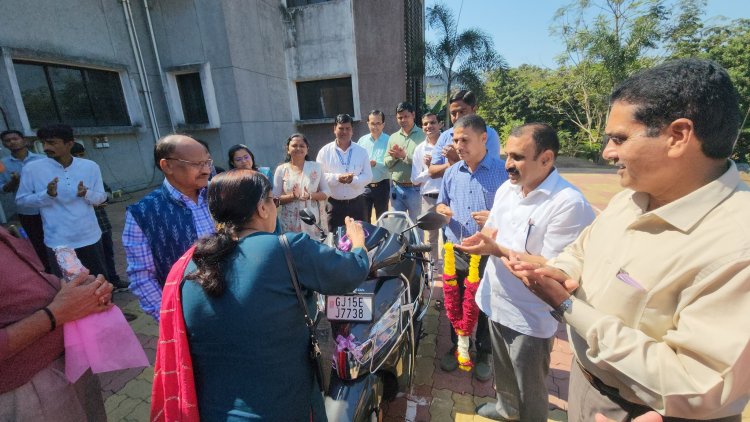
left=54, top=247, right=150, bottom=382
left=64, top=305, right=150, bottom=382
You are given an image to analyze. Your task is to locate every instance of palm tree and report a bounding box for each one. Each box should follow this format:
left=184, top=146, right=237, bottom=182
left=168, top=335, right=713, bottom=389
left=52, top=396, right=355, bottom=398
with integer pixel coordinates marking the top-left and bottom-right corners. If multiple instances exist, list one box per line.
left=426, top=3, right=506, bottom=126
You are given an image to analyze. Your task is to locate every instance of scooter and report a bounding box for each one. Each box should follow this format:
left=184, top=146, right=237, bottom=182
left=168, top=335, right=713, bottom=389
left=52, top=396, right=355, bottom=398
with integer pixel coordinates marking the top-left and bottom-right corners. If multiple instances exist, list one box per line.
left=299, top=209, right=443, bottom=421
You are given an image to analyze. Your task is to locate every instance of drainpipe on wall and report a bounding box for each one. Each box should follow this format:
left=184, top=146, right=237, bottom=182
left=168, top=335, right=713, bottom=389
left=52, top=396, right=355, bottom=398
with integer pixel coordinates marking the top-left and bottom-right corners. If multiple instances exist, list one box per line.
left=142, top=0, right=175, bottom=133
left=121, top=0, right=161, bottom=143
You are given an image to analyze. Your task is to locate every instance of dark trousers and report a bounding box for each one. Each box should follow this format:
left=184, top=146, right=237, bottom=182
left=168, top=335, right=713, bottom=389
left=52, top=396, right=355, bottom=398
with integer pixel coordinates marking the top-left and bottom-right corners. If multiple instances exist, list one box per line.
left=448, top=249, right=491, bottom=355
left=328, top=195, right=367, bottom=230
left=363, top=179, right=390, bottom=221
left=18, top=213, right=51, bottom=273
left=47, top=239, right=107, bottom=280
left=100, top=230, right=121, bottom=283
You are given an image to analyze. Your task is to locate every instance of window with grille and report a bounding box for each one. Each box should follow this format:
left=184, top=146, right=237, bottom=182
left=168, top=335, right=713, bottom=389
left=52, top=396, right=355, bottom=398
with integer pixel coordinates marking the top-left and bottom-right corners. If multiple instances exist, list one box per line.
left=13, top=61, right=130, bottom=129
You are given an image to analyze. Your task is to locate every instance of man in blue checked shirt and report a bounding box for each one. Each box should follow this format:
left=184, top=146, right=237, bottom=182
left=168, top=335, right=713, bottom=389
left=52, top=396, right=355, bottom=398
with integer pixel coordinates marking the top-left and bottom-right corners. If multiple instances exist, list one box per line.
left=436, top=114, right=508, bottom=381
left=123, top=135, right=215, bottom=321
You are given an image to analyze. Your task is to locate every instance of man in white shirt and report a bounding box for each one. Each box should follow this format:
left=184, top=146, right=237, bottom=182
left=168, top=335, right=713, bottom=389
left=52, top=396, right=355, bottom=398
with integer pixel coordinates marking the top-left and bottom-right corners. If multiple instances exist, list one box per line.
left=357, top=110, right=391, bottom=220
left=456, top=123, right=595, bottom=421
left=316, top=114, right=372, bottom=229
left=411, top=112, right=443, bottom=262
left=16, top=124, right=108, bottom=278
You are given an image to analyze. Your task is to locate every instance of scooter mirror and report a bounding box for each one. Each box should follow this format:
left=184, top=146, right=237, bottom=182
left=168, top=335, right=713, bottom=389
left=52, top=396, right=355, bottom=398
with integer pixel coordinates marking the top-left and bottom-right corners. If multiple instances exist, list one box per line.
left=299, top=208, right=317, bottom=226
left=415, top=211, right=445, bottom=231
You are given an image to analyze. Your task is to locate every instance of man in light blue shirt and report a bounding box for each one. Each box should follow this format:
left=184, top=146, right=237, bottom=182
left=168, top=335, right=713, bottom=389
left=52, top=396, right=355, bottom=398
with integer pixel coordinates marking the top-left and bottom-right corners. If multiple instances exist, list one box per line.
left=0, top=129, right=48, bottom=270
left=428, top=90, right=501, bottom=179
left=357, top=110, right=391, bottom=219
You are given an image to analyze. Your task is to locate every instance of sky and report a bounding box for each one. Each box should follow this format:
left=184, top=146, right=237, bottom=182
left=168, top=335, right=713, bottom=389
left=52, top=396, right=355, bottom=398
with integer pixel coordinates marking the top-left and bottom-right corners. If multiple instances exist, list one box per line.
left=425, top=0, right=750, bottom=69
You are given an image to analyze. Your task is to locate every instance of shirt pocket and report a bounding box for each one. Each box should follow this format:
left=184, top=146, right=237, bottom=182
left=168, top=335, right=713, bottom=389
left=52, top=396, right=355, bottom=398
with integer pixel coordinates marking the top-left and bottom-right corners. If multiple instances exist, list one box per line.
left=587, top=268, right=648, bottom=327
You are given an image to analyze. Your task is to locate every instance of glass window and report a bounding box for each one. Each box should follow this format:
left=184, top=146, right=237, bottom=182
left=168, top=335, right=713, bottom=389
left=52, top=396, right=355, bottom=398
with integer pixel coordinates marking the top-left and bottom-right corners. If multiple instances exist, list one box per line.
left=296, top=77, right=354, bottom=120
left=287, top=0, right=330, bottom=7
left=175, top=72, right=209, bottom=125
left=13, top=61, right=130, bottom=128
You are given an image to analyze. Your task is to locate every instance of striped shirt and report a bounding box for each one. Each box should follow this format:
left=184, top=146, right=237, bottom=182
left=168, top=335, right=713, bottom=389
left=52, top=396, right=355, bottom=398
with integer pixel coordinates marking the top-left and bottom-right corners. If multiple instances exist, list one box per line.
left=437, top=154, right=508, bottom=243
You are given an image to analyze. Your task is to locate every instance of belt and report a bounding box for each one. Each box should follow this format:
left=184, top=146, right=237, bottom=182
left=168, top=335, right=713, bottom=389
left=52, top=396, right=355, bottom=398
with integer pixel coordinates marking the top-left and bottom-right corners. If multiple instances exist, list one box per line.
left=329, top=196, right=362, bottom=203
left=393, top=181, right=415, bottom=187
left=423, top=192, right=439, bottom=199
left=367, top=180, right=388, bottom=188
left=576, top=361, right=739, bottom=422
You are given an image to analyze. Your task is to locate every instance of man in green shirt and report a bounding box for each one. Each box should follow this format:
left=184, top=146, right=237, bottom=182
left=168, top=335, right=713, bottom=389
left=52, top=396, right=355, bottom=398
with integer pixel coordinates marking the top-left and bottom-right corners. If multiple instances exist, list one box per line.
left=384, top=102, right=426, bottom=221
left=357, top=110, right=391, bottom=220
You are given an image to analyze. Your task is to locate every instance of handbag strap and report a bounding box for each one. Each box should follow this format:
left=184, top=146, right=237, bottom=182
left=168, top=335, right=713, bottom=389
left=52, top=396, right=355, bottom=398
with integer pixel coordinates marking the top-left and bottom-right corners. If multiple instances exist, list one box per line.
left=279, top=234, right=315, bottom=331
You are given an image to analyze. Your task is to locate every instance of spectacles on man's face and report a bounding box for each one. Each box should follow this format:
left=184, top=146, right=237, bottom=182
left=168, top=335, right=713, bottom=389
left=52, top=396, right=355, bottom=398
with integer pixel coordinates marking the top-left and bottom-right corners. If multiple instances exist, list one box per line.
left=166, top=157, right=213, bottom=169
left=270, top=196, right=280, bottom=207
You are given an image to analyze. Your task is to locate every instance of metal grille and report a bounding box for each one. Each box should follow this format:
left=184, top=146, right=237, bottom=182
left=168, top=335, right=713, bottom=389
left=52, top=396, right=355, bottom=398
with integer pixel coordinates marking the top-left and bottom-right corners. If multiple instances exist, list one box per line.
left=404, top=0, right=424, bottom=117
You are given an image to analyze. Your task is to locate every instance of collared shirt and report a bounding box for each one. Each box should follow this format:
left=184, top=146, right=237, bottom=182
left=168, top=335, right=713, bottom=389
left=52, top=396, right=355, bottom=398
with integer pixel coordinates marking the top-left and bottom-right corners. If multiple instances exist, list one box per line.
left=122, top=179, right=214, bottom=321
left=385, top=125, right=426, bottom=183
left=549, top=161, right=750, bottom=419
left=16, top=157, right=106, bottom=248
left=430, top=125, right=501, bottom=165
left=437, top=154, right=508, bottom=243
left=0, top=152, right=44, bottom=215
left=316, top=141, right=372, bottom=200
left=477, top=169, right=595, bottom=338
left=357, top=132, right=391, bottom=183
left=411, top=138, right=442, bottom=195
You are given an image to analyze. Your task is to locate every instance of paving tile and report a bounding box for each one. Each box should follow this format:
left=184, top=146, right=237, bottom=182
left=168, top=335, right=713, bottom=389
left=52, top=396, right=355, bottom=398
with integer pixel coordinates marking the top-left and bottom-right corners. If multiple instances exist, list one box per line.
left=452, top=392, right=477, bottom=415
left=549, top=408, right=569, bottom=421
left=471, top=375, right=496, bottom=398
left=413, top=354, right=436, bottom=386
left=430, top=388, right=455, bottom=422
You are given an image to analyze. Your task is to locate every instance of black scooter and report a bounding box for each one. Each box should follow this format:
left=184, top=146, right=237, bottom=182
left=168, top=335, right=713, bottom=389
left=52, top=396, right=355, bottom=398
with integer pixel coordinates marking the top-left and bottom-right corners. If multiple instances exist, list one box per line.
left=299, top=209, right=443, bottom=421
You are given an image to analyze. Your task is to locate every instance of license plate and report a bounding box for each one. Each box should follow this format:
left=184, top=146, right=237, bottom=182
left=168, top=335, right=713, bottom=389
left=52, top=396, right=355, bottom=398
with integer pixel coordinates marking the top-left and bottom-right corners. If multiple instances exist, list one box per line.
left=326, top=295, right=373, bottom=322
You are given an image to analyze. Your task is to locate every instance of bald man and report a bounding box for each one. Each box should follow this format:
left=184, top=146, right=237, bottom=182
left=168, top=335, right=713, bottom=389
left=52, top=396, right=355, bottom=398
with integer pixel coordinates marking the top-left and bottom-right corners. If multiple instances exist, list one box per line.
left=123, top=135, right=216, bottom=321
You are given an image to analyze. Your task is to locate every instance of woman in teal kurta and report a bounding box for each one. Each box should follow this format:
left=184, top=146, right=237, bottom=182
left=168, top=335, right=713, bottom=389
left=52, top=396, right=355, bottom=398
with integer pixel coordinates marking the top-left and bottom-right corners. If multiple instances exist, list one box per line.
left=179, top=170, right=369, bottom=421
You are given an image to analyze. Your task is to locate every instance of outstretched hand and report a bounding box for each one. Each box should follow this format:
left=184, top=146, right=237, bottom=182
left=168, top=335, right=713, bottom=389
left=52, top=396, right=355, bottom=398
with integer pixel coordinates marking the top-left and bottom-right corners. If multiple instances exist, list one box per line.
left=344, top=217, right=366, bottom=249
left=454, top=229, right=500, bottom=257
left=501, top=254, right=577, bottom=308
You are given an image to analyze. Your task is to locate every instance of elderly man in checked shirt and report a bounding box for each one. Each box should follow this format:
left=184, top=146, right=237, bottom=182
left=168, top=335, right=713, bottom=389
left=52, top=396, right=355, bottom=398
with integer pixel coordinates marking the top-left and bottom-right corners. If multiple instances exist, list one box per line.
left=435, top=114, right=509, bottom=382
left=123, top=135, right=215, bottom=321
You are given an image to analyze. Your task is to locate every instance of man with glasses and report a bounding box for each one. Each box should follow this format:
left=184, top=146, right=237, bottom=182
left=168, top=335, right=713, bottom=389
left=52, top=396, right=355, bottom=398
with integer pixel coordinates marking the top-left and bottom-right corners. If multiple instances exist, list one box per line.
left=316, top=114, right=372, bottom=229
left=16, top=124, right=109, bottom=278
left=455, top=123, right=594, bottom=421
left=123, top=134, right=215, bottom=321
left=507, top=59, right=750, bottom=421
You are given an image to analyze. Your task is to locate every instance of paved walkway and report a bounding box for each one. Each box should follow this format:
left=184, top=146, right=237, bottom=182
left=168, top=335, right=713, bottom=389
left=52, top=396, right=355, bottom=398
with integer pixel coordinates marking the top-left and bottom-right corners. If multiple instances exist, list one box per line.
left=95, top=165, right=750, bottom=421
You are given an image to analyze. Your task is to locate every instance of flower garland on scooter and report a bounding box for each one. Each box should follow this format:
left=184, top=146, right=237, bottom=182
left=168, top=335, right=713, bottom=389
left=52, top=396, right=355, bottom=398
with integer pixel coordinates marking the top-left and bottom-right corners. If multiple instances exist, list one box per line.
left=442, top=242, right=482, bottom=371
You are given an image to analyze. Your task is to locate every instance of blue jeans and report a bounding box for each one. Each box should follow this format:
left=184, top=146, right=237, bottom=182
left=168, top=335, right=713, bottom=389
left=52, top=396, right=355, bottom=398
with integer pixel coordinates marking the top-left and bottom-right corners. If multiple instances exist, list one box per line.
left=390, top=183, right=422, bottom=222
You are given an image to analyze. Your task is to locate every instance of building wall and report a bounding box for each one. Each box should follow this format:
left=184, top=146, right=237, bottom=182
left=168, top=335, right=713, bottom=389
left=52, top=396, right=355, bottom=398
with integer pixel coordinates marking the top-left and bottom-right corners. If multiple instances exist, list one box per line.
left=0, top=0, right=415, bottom=219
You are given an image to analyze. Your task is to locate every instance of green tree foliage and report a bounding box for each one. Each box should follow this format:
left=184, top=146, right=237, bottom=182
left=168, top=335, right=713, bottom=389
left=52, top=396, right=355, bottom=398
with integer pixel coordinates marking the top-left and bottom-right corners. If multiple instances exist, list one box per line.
left=479, top=0, right=750, bottom=162
left=425, top=3, right=506, bottom=124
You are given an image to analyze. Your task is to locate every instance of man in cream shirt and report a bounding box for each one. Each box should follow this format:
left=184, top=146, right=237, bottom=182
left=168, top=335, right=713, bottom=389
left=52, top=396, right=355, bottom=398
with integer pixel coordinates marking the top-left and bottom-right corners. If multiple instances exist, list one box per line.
left=508, top=59, right=750, bottom=421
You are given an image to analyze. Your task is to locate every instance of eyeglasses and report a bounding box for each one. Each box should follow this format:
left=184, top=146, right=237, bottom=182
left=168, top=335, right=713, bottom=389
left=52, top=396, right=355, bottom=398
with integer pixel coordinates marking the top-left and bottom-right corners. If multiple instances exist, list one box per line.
left=166, top=158, right=213, bottom=169
left=272, top=197, right=280, bottom=207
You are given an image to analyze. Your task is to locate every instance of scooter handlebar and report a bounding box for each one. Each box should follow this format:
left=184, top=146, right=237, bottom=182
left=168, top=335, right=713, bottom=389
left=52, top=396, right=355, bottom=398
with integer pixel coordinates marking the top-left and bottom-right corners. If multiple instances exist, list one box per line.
left=406, top=243, right=432, bottom=254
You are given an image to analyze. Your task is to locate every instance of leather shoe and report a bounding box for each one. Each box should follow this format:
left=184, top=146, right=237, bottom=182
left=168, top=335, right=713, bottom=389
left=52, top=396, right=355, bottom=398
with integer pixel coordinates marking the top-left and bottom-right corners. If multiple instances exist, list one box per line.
left=439, top=347, right=458, bottom=372
left=475, top=403, right=516, bottom=421
left=473, top=353, right=492, bottom=382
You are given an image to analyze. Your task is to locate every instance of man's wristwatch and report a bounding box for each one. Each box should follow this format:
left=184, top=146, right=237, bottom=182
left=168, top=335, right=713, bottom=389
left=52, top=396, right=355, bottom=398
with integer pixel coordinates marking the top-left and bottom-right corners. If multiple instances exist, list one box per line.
left=550, top=296, right=573, bottom=322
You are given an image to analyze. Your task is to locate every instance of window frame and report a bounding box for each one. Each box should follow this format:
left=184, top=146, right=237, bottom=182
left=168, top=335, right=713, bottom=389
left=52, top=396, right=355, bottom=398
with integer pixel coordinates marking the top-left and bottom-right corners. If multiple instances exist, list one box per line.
left=293, top=76, right=358, bottom=124
left=165, top=63, right=220, bottom=130
left=3, top=51, right=140, bottom=136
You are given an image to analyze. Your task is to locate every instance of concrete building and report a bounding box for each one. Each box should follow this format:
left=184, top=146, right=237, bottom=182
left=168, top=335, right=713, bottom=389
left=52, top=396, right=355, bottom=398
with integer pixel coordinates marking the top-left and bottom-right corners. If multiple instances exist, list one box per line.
left=0, top=0, right=424, bottom=219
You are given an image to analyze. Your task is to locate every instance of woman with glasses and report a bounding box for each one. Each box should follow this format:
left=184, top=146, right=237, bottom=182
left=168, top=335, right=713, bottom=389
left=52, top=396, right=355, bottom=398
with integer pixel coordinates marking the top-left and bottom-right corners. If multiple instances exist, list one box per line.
left=227, top=144, right=273, bottom=183
left=273, top=133, right=330, bottom=235
left=151, top=169, right=369, bottom=421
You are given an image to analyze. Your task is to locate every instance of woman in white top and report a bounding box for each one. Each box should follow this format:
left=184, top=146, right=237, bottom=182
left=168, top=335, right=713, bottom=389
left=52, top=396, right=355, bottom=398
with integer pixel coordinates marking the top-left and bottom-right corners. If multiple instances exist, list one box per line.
left=273, top=134, right=330, bottom=235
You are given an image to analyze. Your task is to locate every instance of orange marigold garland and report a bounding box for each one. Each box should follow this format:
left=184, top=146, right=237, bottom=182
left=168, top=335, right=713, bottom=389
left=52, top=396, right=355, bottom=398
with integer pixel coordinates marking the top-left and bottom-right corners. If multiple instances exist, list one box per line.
left=442, top=242, right=482, bottom=371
